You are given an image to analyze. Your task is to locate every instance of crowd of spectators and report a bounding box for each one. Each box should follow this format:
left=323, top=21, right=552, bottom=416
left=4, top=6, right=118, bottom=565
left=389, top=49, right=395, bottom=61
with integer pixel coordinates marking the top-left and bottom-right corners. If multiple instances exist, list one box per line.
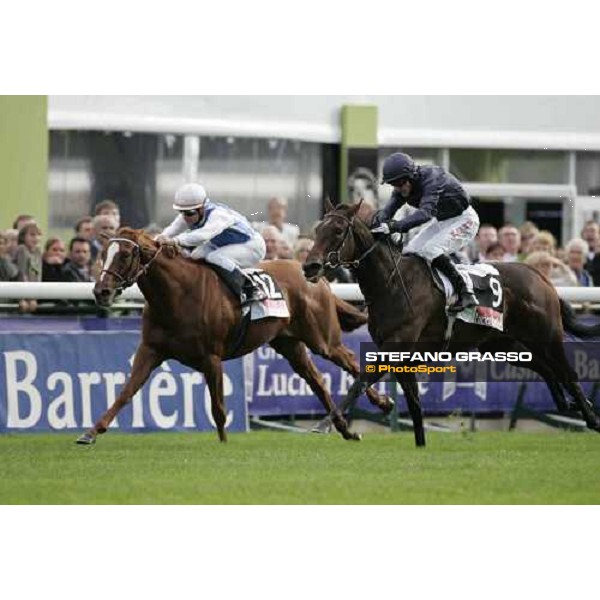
left=252, top=197, right=600, bottom=290
left=3, top=193, right=600, bottom=313
left=469, top=219, right=600, bottom=288
left=0, top=200, right=121, bottom=312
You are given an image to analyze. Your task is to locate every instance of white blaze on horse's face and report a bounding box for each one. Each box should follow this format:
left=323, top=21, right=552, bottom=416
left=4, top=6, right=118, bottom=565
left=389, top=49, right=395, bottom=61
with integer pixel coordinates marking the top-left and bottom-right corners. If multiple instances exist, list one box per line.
left=100, top=241, right=120, bottom=283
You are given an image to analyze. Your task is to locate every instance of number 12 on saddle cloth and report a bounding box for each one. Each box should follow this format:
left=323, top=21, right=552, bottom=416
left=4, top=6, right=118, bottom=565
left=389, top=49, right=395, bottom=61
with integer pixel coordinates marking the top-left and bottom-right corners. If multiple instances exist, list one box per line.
left=244, top=269, right=290, bottom=320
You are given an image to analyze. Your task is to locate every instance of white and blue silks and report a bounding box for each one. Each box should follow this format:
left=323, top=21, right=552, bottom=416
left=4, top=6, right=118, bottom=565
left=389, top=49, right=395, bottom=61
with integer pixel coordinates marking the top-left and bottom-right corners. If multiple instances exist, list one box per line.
left=162, top=200, right=266, bottom=272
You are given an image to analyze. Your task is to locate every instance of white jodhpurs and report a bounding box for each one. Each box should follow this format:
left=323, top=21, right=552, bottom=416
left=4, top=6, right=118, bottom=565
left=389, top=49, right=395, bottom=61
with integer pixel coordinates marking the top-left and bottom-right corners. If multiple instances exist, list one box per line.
left=188, top=236, right=267, bottom=272
left=403, top=206, right=480, bottom=262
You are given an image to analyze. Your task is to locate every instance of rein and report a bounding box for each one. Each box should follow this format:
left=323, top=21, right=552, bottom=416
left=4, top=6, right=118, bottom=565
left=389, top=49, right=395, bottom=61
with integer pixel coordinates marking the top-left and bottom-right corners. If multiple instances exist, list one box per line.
left=100, top=237, right=165, bottom=290
left=384, top=236, right=414, bottom=315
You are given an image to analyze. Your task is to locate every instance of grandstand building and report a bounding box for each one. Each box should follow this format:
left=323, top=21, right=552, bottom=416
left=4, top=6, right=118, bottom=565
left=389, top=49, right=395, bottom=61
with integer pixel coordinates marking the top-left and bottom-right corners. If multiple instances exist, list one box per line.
left=2, top=96, right=600, bottom=243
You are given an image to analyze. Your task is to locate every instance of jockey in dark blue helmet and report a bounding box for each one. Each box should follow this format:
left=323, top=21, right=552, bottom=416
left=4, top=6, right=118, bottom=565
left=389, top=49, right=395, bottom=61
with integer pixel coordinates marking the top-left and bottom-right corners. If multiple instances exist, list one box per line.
left=371, top=152, right=480, bottom=313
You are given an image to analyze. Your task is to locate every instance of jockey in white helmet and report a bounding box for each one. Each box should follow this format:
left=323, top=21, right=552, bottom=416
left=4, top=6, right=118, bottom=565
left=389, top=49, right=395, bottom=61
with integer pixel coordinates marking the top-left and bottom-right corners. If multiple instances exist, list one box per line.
left=157, top=183, right=267, bottom=304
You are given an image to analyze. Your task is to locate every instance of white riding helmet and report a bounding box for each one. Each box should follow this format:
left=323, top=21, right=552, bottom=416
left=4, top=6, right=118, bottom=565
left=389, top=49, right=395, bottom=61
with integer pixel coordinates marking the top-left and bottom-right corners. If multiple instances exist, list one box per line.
left=173, top=183, right=207, bottom=210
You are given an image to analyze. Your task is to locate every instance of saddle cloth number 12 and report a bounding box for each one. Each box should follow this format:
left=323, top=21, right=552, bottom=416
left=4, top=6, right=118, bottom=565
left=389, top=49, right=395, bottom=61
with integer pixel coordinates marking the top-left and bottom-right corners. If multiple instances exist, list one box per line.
left=249, top=272, right=283, bottom=300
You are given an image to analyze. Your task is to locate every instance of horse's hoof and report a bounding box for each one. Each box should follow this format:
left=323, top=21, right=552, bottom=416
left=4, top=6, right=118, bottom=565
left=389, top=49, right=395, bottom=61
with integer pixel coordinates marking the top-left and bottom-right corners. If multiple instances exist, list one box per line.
left=346, top=432, right=362, bottom=441
left=75, top=432, right=96, bottom=445
left=587, top=421, right=600, bottom=433
left=311, top=420, right=333, bottom=434
left=382, top=396, right=395, bottom=415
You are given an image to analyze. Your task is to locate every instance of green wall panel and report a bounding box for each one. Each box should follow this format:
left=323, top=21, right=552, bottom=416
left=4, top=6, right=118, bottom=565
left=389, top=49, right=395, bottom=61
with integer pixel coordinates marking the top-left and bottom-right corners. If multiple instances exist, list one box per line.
left=340, top=104, right=378, bottom=203
left=0, top=96, right=48, bottom=232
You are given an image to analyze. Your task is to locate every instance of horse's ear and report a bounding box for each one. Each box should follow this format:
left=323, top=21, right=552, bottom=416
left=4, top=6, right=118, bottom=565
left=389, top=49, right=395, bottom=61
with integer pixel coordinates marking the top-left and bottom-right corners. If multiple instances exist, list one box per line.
left=324, top=195, right=336, bottom=213
left=349, top=198, right=364, bottom=217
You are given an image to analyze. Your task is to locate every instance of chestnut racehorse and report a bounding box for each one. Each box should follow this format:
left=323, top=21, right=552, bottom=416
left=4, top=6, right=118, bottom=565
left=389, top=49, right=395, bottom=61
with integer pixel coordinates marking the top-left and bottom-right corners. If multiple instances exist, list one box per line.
left=75, top=228, right=392, bottom=444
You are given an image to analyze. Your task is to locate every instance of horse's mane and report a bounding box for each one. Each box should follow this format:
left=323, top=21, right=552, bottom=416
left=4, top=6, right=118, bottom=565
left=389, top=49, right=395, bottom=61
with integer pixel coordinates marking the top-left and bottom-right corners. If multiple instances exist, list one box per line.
left=116, top=227, right=155, bottom=247
left=333, top=203, right=404, bottom=261
left=115, top=227, right=180, bottom=260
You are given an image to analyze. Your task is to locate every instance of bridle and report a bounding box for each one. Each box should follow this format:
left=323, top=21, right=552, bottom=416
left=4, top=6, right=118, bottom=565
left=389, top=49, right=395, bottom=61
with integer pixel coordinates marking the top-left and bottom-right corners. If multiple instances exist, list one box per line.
left=319, top=212, right=414, bottom=314
left=321, top=213, right=379, bottom=270
left=100, top=237, right=164, bottom=291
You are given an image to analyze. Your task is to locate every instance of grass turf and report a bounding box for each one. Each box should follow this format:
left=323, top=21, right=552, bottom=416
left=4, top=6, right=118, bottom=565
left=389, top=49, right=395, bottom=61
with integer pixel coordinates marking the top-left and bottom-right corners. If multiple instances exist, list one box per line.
left=0, top=430, right=599, bottom=504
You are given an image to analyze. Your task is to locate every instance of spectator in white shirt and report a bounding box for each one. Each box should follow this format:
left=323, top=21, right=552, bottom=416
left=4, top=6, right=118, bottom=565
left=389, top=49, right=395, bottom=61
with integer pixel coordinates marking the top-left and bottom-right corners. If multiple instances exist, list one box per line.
left=498, top=224, right=521, bottom=262
left=253, top=197, right=300, bottom=247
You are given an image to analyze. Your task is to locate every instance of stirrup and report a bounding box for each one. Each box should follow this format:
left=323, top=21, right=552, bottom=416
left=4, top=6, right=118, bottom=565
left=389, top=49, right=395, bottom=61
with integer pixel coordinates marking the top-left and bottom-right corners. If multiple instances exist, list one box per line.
left=448, top=292, right=477, bottom=313
left=241, top=288, right=267, bottom=306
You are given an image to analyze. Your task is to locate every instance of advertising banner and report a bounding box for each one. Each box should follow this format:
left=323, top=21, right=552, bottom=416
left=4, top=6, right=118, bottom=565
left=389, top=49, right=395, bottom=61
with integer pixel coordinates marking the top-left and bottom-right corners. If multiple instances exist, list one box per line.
left=0, top=332, right=248, bottom=433
left=249, top=328, right=597, bottom=416
left=2, top=322, right=596, bottom=433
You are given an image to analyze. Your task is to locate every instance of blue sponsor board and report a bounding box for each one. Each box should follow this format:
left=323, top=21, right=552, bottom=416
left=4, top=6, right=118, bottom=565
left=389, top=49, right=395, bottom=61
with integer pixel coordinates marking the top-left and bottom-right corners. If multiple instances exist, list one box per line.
left=2, top=317, right=598, bottom=430
left=249, top=327, right=598, bottom=416
left=0, top=332, right=248, bottom=433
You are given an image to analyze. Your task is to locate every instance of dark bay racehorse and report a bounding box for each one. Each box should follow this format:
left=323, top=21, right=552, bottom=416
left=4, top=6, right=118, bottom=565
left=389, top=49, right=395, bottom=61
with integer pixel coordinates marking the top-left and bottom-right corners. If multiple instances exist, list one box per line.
left=76, top=228, right=392, bottom=444
left=304, top=200, right=600, bottom=447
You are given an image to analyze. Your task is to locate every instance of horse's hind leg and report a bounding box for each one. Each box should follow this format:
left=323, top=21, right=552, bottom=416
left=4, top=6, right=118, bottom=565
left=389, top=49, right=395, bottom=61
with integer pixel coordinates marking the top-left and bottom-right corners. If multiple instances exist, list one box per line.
left=562, top=380, right=600, bottom=430
left=478, top=339, right=572, bottom=413
left=530, top=341, right=600, bottom=431
left=203, top=354, right=228, bottom=442
left=270, top=337, right=361, bottom=441
left=76, top=343, right=162, bottom=445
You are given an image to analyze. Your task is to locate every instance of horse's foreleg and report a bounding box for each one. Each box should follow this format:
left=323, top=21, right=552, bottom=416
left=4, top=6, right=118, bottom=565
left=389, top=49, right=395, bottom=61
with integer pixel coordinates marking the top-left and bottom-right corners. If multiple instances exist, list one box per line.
left=76, top=343, right=162, bottom=445
left=310, top=340, right=393, bottom=434
left=312, top=370, right=387, bottom=434
left=394, top=372, right=426, bottom=447
left=270, top=337, right=361, bottom=441
left=328, top=344, right=394, bottom=414
left=204, top=355, right=228, bottom=442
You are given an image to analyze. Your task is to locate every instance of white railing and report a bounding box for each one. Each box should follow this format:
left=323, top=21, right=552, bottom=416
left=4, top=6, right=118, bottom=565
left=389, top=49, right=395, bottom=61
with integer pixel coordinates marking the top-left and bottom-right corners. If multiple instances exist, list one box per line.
left=1, top=282, right=600, bottom=304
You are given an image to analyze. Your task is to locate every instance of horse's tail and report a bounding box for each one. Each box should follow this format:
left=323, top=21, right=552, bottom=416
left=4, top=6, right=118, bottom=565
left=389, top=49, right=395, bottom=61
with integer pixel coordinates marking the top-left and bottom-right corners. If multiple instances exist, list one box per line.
left=334, top=296, right=368, bottom=331
left=559, top=298, right=600, bottom=338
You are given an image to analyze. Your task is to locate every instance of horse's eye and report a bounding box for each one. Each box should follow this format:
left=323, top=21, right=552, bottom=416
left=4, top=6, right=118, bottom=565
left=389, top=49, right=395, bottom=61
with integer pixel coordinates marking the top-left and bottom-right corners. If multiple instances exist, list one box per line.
left=334, top=227, right=344, bottom=236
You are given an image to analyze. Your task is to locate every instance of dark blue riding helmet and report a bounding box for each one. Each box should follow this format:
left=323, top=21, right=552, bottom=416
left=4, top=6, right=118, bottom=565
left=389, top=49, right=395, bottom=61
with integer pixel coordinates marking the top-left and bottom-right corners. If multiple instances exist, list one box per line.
left=381, top=152, right=417, bottom=184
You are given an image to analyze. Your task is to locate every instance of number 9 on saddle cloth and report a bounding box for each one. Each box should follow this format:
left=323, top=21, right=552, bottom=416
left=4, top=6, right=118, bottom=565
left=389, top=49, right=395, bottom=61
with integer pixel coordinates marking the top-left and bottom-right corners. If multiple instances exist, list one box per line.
left=433, top=262, right=505, bottom=331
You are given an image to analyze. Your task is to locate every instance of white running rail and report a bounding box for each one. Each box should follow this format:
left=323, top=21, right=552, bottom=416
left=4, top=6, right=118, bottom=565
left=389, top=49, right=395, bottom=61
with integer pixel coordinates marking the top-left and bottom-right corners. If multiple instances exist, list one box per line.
left=0, top=282, right=599, bottom=303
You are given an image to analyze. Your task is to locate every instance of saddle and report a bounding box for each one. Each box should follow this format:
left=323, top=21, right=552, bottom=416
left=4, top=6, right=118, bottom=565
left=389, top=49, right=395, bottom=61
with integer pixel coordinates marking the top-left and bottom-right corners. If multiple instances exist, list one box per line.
left=405, top=254, right=505, bottom=332
left=209, top=264, right=290, bottom=320
left=207, top=265, right=290, bottom=356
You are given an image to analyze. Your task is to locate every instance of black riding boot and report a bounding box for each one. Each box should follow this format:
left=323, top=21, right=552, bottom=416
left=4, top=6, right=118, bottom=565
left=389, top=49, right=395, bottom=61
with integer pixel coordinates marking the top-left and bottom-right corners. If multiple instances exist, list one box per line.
left=431, top=255, right=478, bottom=313
left=217, top=267, right=247, bottom=303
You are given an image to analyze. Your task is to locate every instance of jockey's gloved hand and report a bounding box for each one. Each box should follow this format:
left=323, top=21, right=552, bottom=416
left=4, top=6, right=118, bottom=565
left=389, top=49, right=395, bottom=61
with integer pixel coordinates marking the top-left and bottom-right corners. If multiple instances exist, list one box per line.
left=155, top=234, right=172, bottom=244
left=370, top=210, right=387, bottom=228
left=388, top=220, right=406, bottom=234
left=390, top=232, right=404, bottom=247
left=370, top=222, right=391, bottom=239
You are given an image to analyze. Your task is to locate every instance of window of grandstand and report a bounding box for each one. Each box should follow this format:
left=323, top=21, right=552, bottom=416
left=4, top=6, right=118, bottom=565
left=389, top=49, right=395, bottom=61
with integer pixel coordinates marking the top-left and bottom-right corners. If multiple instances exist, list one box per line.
left=576, top=151, right=600, bottom=196
left=49, top=131, right=322, bottom=236
left=192, top=136, right=322, bottom=230
left=449, top=149, right=569, bottom=184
